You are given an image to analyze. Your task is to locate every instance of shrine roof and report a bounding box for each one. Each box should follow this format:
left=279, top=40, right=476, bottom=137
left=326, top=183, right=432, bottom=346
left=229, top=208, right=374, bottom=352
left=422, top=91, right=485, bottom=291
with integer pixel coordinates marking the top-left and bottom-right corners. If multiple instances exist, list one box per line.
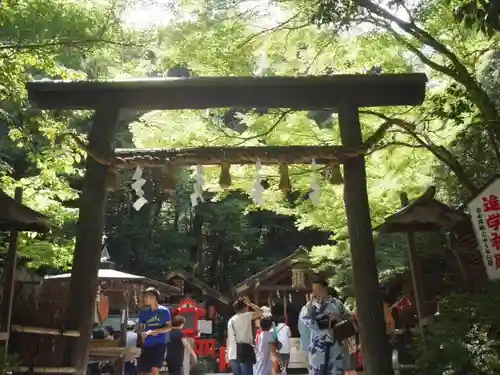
left=45, top=269, right=181, bottom=295
left=0, top=190, right=50, bottom=233
left=376, top=187, right=467, bottom=233
left=27, top=74, right=427, bottom=110
left=165, top=270, right=231, bottom=305
left=234, top=246, right=310, bottom=295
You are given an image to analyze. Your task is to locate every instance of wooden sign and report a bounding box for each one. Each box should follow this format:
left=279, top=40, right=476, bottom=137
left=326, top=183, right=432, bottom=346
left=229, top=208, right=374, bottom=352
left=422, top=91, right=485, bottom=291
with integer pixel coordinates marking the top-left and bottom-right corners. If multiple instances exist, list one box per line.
left=468, top=177, right=500, bottom=280
left=291, top=268, right=305, bottom=289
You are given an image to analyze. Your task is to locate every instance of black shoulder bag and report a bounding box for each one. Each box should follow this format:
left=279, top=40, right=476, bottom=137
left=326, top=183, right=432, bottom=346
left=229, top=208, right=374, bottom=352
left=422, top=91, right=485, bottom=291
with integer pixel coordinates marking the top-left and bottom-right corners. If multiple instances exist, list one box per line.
left=272, top=324, right=284, bottom=351
left=231, top=321, right=256, bottom=364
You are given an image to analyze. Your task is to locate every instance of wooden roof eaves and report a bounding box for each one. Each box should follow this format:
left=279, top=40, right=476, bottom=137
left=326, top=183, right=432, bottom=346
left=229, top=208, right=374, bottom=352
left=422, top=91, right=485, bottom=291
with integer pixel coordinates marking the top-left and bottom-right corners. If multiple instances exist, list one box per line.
left=234, top=246, right=310, bottom=295
left=0, top=190, right=51, bottom=233
left=142, top=278, right=182, bottom=295
left=375, top=187, right=467, bottom=233
left=26, top=74, right=427, bottom=110
left=165, top=270, right=231, bottom=305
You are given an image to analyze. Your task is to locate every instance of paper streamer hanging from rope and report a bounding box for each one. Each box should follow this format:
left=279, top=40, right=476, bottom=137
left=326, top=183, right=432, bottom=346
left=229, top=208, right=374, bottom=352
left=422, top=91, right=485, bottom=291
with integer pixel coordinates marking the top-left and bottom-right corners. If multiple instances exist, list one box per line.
left=309, top=159, right=320, bottom=206
left=131, top=166, right=148, bottom=211
left=100, top=234, right=110, bottom=261
left=190, top=165, right=205, bottom=208
left=251, top=159, right=265, bottom=205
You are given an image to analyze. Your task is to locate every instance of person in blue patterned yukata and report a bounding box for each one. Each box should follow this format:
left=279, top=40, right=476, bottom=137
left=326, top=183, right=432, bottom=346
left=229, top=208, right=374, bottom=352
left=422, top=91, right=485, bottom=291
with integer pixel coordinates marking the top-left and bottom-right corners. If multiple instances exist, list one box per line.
left=302, top=276, right=351, bottom=375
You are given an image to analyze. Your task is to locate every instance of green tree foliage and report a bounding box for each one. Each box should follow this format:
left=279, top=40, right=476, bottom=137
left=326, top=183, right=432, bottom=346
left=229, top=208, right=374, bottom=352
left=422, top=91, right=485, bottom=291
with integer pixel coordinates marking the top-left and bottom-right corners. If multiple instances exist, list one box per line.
left=449, top=0, right=500, bottom=37
left=0, top=0, right=132, bottom=267
left=413, top=284, right=500, bottom=375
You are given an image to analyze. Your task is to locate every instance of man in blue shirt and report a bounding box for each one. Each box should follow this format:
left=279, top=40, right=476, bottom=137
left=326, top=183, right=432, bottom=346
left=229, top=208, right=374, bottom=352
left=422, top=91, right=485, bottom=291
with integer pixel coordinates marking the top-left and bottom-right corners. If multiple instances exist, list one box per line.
left=137, top=287, right=172, bottom=375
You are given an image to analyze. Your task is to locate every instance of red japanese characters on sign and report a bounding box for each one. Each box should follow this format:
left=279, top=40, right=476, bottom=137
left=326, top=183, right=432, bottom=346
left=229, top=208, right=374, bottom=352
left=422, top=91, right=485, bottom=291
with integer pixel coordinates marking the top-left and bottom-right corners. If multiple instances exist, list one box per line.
left=483, top=195, right=500, bottom=212
left=484, top=195, right=500, bottom=253
left=469, top=180, right=500, bottom=281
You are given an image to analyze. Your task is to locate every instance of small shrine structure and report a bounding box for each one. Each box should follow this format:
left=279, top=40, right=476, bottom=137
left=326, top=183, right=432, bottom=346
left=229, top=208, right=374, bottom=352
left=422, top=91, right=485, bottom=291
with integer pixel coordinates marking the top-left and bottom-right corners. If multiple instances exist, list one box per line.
left=10, top=248, right=180, bottom=375
left=0, top=187, right=51, bottom=372
left=234, top=246, right=311, bottom=370
left=377, top=186, right=467, bottom=326
left=234, top=246, right=311, bottom=334
left=376, top=187, right=472, bottom=373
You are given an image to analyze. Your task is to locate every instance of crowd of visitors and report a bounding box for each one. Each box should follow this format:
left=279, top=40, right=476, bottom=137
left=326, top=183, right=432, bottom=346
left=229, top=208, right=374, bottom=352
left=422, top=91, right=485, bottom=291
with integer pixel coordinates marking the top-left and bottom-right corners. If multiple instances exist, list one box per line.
left=90, top=277, right=395, bottom=375
left=226, top=274, right=396, bottom=375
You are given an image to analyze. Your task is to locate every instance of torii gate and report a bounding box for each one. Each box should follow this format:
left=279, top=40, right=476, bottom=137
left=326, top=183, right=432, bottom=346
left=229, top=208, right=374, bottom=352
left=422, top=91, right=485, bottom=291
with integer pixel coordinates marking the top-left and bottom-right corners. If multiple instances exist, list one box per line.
left=27, top=74, right=427, bottom=375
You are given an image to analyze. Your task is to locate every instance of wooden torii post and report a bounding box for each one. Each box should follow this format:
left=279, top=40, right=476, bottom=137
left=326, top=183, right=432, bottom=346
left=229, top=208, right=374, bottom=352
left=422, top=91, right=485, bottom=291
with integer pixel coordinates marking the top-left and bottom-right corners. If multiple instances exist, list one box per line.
left=26, top=74, right=427, bottom=375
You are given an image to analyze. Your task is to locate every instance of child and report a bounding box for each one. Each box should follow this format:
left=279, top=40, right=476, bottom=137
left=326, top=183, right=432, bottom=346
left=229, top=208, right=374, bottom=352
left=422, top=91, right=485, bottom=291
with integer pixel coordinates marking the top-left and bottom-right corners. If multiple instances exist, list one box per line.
left=166, top=315, right=197, bottom=375
left=254, top=317, right=279, bottom=375
left=274, top=318, right=291, bottom=375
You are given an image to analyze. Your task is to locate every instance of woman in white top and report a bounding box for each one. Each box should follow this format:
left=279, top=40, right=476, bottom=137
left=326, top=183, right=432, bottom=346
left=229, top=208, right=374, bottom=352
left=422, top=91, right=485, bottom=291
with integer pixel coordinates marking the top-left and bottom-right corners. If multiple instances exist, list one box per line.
left=226, top=297, right=263, bottom=375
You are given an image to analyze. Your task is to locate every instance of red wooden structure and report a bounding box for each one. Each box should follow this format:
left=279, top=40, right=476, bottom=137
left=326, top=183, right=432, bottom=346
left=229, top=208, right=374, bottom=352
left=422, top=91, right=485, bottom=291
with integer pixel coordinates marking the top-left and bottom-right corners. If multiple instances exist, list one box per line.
left=218, top=346, right=227, bottom=372
left=173, top=298, right=206, bottom=338
left=194, top=338, right=216, bottom=358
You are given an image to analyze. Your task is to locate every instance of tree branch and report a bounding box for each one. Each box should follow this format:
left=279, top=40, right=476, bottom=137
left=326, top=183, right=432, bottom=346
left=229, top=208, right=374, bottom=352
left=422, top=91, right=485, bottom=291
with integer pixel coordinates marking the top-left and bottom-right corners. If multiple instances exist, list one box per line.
left=354, top=0, right=500, bottom=124
left=360, top=110, right=478, bottom=194
left=232, top=110, right=292, bottom=146
left=366, top=141, right=425, bottom=155
left=371, top=18, right=460, bottom=80
left=0, top=38, right=143, bottom=51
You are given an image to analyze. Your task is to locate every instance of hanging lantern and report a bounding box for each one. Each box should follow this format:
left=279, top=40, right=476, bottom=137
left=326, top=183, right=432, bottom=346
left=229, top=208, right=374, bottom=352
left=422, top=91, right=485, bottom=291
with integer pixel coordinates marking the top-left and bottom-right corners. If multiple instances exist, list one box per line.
left=163, top=163, right=176, bottom=193
left=323, top=164, right=343, bottom=185
left=105, top=166, right=119, bottom=192
left=219, top=161, right=232, bottom=189
left=278, top=164, right=292, bottom=192
left=292, top=268, right=305, bottom=289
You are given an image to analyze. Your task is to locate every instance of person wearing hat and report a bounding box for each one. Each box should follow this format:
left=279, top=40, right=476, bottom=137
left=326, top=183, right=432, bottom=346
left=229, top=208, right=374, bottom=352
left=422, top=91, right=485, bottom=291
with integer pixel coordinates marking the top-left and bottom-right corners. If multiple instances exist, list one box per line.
left=137, top=287, right=172, bottom=375
left=301, top=275, right=351, bottom=375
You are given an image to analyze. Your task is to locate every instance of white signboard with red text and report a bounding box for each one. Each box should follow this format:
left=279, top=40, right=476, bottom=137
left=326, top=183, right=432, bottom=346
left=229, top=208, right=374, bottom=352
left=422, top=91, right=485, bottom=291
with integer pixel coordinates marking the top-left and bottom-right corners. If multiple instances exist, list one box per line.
left=468, top=177, right=500, bottom=280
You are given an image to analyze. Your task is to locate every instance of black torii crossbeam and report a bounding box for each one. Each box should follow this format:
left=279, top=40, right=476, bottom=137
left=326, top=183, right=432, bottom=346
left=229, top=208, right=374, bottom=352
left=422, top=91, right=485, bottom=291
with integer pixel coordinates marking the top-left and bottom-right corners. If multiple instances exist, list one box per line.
left=27, top=74, right=427, bottom=375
